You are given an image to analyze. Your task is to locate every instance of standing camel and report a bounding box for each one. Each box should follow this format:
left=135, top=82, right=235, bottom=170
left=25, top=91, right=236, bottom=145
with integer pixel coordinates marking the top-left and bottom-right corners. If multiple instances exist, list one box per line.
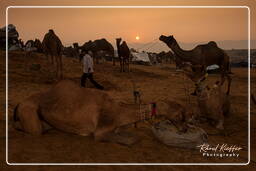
left=116, top=38, right=130, bottom=72
left=159, top=35, right=232, bottom=94
left=42, top=29, right=63, bottom=79
left=80, top=39, right=115, bottom=65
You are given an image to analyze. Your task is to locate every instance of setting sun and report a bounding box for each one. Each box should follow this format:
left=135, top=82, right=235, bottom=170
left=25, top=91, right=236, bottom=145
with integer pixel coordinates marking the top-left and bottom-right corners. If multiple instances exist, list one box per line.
left=135, top=36, right=140, bottom=40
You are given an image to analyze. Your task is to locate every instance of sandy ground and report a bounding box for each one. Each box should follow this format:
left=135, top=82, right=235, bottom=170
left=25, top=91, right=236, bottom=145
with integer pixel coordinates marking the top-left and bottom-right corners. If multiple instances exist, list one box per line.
left=0, top=50, right=255, bottom=170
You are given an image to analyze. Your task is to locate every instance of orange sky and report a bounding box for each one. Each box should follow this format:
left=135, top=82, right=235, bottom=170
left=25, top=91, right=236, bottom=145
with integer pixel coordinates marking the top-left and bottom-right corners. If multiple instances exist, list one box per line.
left=0, top=0, right=255, bottom=48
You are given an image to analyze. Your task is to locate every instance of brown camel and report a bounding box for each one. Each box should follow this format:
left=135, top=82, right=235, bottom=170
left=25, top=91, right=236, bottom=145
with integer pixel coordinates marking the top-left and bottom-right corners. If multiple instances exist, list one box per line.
left=159, top=35, right=232, bottom=94
left=13, top=80, right=191, bottom=144
left=34, top=38, right=43, bottom=53
left=116, top=38, right=131, bottom=72
left=42, top=29, right=63, bottom=79
left=80, top=39, right=115, bottom=65
left=12, top=80, right=145, bottom=143
left=194, top=76, right=230, bottom=130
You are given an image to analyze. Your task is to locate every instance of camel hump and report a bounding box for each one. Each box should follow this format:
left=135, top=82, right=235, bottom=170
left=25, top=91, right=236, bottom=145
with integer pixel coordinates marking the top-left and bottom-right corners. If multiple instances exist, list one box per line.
left=54, top=80, right=80, bottom=92
left=207, top=41, right=217, bottom=47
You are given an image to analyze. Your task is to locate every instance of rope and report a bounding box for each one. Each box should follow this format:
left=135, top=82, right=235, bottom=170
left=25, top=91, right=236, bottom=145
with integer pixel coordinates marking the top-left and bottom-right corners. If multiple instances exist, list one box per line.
left=136, top=38, right=157, bottom=51
left=136, top=38, right=159, bottom=51
left=143, top=41, right=159, bottom=52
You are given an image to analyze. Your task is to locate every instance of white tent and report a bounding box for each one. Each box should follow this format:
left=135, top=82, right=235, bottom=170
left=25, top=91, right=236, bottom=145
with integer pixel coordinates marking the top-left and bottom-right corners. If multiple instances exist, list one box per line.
left=206, top=64, right=219, bottom=71
left=131, top=52, right=151, bottom=64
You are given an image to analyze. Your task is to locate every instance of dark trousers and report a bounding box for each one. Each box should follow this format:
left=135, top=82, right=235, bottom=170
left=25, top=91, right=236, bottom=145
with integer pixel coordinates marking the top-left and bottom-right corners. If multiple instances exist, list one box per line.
left=81, top=73, right=104, bottom=90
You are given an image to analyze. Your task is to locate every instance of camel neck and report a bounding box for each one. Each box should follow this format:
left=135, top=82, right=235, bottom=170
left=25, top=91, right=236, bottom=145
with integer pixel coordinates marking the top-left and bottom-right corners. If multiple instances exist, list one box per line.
left=116, top=41, right=121, bottom=51
left=170, top=40, right=196, bottom=63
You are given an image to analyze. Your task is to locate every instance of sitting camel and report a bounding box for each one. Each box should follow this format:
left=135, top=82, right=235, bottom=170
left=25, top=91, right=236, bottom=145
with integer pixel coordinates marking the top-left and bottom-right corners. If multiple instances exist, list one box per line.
left=194, top=75, right=230, bottom=130
left=159, top=35, right=232, bottom=95
left=13, top=80, right=193, bottom=144
left=42, top=29, right=63, bottom=79
left=116, top=38, right=131, bottom=72
left=13, top=80, right=147, bottom=143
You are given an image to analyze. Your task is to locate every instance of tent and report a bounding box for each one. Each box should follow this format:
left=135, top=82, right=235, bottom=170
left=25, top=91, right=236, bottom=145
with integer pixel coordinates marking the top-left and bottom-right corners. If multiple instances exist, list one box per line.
left=131, top=52, right=151, bottom=65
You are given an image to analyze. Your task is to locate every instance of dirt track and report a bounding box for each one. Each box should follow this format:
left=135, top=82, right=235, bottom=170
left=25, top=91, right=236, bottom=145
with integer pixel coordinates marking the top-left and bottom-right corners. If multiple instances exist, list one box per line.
left=0, top=51, right=256, bottom=170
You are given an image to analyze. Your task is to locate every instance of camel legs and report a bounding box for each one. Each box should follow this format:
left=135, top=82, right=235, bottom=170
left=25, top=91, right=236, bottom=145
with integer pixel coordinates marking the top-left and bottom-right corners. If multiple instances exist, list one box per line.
left=55, top=55, right=59, bottom=78
left=127, top=58, right=130, bottom=72
left=226, top=74, right=232, bottom=95
left=123, top=59, right=125, bottom=72
left=122, top=58, right=124, bottom=72
left=55, top=55, right=63, bottom=79
left=59, top=55, right=63, bottom=79
left=119, top=57, right=123, bottom=72
left=13, top=103, right=43, bottom=135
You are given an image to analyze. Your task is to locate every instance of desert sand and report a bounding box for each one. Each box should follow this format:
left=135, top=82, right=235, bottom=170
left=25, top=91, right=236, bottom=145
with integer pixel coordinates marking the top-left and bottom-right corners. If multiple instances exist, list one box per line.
left=0, top=50, right=255, bottom=170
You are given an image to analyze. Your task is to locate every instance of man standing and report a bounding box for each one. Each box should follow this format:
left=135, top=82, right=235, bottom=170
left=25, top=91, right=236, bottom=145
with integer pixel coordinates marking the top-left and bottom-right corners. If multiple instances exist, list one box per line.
left=81, top=50, right=104, bottom=90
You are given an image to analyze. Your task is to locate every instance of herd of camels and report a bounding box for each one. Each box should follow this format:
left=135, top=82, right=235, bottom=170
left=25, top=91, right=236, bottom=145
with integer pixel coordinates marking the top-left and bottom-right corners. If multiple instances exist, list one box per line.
left=13, top=29, right=236, bottom=144
left=40, top=30, right=231, bottom=93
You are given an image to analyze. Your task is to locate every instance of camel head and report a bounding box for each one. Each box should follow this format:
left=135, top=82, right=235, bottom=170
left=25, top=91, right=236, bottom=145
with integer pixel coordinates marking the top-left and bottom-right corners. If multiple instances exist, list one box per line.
left=49, top=29, right=55, bottom=34
left=194, top=74, right=222, bottom=98
left=159, top=35, right=175, bottom=46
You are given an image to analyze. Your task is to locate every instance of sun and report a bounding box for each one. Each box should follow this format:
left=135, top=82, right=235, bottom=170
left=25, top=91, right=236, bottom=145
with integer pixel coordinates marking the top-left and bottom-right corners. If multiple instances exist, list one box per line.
left=135, top=36, right=140, bottom=40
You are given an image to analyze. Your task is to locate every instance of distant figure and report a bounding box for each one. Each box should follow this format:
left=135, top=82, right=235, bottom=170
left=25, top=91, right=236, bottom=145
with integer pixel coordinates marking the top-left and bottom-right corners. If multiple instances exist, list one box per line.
left=81, top=50, right=104, bottom=90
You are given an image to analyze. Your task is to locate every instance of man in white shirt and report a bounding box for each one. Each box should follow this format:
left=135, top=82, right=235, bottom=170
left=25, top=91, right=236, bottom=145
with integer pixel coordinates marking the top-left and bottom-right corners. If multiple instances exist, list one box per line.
left=80, top=50, right=104, bottom=90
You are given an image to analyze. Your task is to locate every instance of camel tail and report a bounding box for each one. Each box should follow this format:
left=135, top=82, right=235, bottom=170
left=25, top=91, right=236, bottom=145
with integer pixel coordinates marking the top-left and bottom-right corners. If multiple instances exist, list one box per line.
left=13, top=104, right=20, bottom=121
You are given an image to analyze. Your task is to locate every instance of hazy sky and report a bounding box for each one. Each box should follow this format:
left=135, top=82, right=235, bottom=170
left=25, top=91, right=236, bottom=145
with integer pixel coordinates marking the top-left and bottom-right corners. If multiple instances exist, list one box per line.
left=0, top=0, right=255, bottom=50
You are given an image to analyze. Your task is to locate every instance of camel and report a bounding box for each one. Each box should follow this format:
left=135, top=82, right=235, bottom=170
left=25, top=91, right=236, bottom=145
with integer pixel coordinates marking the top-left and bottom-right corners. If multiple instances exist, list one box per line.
left=194, top=75, right=230, bottom=130
left=12, top=80, right=145, bottom=143
left=80, top=39, right=114, bottom=65
left=116, top=38, right=131, bottom=72
left=25, top=39, right=43, bottom=53
left=157, top=51, right=174, bottom=64
left=159, top=35, right=232, bottom=94
left=42, top=29, right=63, bottom=79
left=63, top=46, right=79, bottom=58
left=34, top=39, right=43, bottom=53
left=13, top=80, right=193, bottom=144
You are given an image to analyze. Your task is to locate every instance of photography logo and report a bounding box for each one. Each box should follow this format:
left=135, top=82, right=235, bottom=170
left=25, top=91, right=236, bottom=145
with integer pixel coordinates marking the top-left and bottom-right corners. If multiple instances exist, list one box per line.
left=197, top=143, right=243, bottom=158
